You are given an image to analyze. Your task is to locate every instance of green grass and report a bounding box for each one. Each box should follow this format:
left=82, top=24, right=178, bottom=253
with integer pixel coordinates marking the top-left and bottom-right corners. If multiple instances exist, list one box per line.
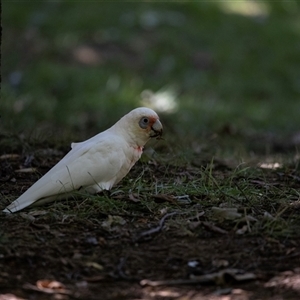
left=14, top=157, right=295, bottom=239
left=1, top=1, right=300, bottom=137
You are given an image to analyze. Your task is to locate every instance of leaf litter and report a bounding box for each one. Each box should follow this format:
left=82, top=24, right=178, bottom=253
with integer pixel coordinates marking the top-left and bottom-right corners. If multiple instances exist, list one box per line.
left=1, top=146, right=300, bottom=299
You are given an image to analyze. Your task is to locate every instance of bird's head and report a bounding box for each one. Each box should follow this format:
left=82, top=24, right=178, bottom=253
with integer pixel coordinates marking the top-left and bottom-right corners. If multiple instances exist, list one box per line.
left=114, top=107, right=163, bottom=147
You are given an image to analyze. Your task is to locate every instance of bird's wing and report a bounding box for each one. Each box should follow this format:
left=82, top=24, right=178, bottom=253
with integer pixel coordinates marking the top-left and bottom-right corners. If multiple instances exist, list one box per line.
left=3, top=136, right=128, bottom=213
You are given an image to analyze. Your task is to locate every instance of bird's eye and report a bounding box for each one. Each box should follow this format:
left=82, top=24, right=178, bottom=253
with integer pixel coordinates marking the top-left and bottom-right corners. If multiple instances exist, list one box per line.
left=139, top=117, right=149, bottom=129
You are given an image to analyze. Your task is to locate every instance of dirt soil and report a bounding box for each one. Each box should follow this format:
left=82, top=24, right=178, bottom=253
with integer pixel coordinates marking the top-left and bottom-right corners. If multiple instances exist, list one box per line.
left=1, top=149, right=300, bottom=300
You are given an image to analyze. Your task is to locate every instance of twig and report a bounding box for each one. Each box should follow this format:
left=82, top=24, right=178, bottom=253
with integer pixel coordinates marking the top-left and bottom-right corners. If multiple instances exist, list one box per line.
left=134, top=212, right=178, bottom=242
left=140, top=268, right=256, bottom=287
left=202, top=221, right=228, bottom=234
left=140, top=278, right=203, bottom=287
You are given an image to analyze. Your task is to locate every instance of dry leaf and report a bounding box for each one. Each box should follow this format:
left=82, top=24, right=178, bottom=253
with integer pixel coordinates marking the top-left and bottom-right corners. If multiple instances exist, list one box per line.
left=128, top=193, right=140, bottom=202
left=24, top=279, right=71, bottom=295
left=36, top=279, right=66, bottom=290
left=85, top=262, right=103, bottom=270
left=202, top=221, right=228, bottom=234
left=20, top=213, right=35, bottom=222
left=0, top=154, right=20, bottom=160
left=211, top=207, right=241, bottom=221
left=236, top=225, right=248, bottom=235
left=263, top=211, right=274, bottom=220
left=189, top=221, right=202, bottom=230
left=28, top=210, right=48, bottom=216
left=159, top=207, right=168, bottom=215
left=212, top=259, right=229, bottom=268
left=101, top=215, right=126, bottom=231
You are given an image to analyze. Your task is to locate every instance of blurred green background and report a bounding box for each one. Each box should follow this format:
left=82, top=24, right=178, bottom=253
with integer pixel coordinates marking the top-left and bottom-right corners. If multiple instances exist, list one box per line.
left=2, top=1, right=300, bottom=145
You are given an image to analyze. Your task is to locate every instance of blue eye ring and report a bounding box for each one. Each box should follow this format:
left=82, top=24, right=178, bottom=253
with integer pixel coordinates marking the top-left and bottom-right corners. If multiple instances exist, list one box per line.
left=139, top=117, right=149, bottom=129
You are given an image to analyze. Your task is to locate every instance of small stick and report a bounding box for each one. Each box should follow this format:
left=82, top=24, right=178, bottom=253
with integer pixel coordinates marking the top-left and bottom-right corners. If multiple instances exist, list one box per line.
left=140, top=278, right=208, bottom=287
left=134, top=212, right=178, bottom=242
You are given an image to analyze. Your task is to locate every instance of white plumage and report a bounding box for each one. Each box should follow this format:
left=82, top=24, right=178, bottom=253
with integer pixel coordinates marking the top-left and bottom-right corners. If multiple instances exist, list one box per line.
left=3, top=107, right=163, bottom=213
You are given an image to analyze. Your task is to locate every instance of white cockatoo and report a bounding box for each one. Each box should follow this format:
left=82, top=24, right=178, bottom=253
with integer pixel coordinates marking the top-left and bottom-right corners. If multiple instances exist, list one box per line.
left=3, top=107, right=163, bottom=213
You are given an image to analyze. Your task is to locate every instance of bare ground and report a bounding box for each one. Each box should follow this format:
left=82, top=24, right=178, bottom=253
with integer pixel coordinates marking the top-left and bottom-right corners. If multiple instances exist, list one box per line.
left=1, top=146, right=300, bottom=300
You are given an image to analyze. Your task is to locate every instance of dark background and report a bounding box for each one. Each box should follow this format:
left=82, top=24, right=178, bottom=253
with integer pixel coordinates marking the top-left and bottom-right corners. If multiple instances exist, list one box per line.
left=2, top=1, right=300, bottom=144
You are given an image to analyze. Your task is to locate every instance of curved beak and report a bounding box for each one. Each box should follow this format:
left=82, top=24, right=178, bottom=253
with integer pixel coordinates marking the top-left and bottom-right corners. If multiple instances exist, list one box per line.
left=150, top=119, right=163, bottom=138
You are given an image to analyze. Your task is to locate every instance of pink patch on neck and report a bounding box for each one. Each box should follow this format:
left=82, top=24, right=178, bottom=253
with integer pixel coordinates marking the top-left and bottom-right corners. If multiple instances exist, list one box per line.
left=136, top=146, right=143, bottom=152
